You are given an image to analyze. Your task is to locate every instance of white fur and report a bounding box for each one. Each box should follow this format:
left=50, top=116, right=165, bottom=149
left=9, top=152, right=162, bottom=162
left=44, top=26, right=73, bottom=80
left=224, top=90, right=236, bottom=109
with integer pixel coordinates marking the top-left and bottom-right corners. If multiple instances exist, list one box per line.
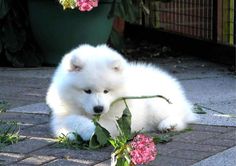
left=46, top=44, right=197, bottom=140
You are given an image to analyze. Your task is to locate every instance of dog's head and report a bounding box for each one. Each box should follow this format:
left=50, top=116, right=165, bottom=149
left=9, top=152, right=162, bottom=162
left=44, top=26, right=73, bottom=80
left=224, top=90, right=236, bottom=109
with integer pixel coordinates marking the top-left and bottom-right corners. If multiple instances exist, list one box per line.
left=59, top=44, right=127, bottom=115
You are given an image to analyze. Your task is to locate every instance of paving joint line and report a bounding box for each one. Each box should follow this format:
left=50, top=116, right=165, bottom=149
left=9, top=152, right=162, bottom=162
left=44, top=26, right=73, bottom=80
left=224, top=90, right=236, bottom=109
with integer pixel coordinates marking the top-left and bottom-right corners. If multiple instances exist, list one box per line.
left=38, top=157, right=58, bottom=166
left=179, top=76, right=223, bottom=81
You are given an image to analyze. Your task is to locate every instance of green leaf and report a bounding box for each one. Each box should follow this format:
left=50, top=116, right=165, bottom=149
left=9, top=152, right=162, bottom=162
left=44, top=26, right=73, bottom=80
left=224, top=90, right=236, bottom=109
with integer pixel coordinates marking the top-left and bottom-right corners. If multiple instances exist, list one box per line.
left=108, top=138, right=117, bottom=148
left=88, top=135, right=101, bottom=149
left=116, top=157, right=130, bottom=166
left=114, top=0, right=138, bottom=23
left=94, top=121, right=111, bottom=146
left=116, top=107, right=132, bottom=139
left=88, top=121, right=111, bottom=149
left=153, top=134, right=172, bottom=144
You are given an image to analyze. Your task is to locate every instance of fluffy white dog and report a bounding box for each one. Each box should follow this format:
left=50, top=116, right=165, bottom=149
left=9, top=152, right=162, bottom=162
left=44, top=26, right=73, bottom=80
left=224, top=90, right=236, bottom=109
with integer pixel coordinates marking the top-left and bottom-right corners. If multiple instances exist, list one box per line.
left=46, top=44, right=197, bottom=140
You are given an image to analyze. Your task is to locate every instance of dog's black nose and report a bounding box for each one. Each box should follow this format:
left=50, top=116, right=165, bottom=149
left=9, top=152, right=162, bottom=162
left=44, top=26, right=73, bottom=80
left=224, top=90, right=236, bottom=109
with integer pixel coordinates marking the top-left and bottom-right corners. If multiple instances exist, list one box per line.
left=93, top=106, right=104, bottom=113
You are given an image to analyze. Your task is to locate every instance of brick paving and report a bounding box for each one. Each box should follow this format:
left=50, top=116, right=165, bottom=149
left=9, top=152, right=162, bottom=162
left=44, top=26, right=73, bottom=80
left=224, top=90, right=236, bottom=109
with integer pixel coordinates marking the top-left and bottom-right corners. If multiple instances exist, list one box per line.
left=0, top=58, right=235, bottom=166
left=0, top=111, right=236, bottom=165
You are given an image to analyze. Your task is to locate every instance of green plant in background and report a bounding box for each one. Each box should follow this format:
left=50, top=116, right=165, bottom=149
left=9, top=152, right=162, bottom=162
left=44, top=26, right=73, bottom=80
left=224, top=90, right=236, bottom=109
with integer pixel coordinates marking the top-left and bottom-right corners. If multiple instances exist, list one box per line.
left=59, top=0, right=172, bottom=52
left=0, top=0, right=42, bottom=67
left=1, top=0, right=172, bottom=66
left=0, top=121, right=20, bottom=149
left=0, top=101, right=9, bottom=113
left=109, top=0, right=172, bottom=51
left=0, top=101, right=20, bottom=149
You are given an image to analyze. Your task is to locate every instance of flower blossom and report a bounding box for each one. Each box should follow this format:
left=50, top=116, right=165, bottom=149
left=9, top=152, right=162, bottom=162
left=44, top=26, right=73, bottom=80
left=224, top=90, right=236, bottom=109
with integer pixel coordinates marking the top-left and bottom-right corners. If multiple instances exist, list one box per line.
left=76, top=0, right=99, bottom=11
left=130, top=134, right=157, bottom=165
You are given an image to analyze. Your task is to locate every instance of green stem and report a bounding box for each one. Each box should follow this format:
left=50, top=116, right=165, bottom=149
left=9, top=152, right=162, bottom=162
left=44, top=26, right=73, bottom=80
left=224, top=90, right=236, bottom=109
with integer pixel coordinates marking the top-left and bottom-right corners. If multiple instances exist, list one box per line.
left=123, top=99, right=129, bottom=108
left=111, top=95, right=171, bottom=107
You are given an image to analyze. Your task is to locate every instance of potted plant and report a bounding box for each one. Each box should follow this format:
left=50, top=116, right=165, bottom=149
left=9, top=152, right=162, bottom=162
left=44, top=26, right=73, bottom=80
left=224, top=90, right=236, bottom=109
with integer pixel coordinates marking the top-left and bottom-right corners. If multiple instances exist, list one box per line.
left=27, top=0, right=115, bottom=65
left=0, top=0, right=172, bottom=66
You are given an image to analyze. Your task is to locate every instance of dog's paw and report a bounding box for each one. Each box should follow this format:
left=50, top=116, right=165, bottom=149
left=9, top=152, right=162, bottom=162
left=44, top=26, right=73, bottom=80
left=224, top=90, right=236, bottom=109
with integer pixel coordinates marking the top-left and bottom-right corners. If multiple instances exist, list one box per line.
left=158, top=117, right=186, bottom=132
left=66, top=133, right=77, bottom=141
left=77, top=120, right=96, bottom=141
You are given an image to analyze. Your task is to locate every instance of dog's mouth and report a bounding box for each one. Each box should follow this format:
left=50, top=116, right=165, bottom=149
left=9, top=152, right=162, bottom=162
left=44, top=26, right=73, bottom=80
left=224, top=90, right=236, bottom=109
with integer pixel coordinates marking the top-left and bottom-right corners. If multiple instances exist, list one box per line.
left=92, top=112, right=102, bottom=116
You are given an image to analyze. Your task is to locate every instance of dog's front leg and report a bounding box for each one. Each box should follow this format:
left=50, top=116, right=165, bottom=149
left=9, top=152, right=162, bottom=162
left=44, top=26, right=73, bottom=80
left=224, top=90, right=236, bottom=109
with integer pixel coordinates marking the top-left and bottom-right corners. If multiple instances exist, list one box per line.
left=51, top=114, right=95, bottom=141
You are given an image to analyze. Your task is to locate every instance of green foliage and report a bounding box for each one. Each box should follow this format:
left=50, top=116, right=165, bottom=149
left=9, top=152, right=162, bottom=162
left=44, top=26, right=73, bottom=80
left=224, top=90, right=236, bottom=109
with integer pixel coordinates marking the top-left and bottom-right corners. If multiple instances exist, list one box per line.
left=116, top=107, right=132, bottom=139
left=57, top=120, right=111, bottom=150
left=0, top=121, right=20, bottom=149
left=0, top=101, right=20, bottom=148
left=90, top=121, right=111, bottom=148
left=109, top=0, right=172, bottom=23
left=193, top=104, right=207, bottom=114
left=56, top=133, right=91, bottom=149
left=109, top=104, right=133, bottom=166
left=0, top=0, right=42, bottom=67
left=109, top=0, right=173, bottom=52
left=152, top=134, right=172, bottom=144
left=116, top=157, right=130, bottom=166
left=0, top=101, right=9, bottom=112
left=151, top=127, right=192, bottom=144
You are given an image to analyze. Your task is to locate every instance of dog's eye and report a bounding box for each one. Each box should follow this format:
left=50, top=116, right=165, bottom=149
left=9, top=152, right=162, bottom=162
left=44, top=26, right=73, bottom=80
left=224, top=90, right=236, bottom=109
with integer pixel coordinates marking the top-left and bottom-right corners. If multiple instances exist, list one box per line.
left=84, top=89, right=92, bottom=94
left=103, top=90, right=109, bottom=94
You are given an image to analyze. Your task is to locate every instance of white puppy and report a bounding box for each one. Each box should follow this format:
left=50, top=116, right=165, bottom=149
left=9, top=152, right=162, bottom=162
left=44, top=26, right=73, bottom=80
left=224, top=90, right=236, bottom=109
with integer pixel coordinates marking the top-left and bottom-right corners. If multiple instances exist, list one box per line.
left=46, top=44, right=197, bottom=140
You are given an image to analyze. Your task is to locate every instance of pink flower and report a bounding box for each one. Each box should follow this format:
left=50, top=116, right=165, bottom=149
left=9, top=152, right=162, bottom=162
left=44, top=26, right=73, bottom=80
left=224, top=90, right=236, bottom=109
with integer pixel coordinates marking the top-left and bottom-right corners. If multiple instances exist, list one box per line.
left=129, top=134, right=157, bottom=165
left=76, top=0, right=99, bottom=11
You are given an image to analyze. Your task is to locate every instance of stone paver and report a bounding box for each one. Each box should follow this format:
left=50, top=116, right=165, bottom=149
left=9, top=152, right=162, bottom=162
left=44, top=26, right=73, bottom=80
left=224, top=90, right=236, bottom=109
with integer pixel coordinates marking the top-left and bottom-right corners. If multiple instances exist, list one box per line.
left=192, top=146, right=236, bottom=166
left=32, top=146, right=111, bottom=162
left=8, top=103, right=51, bottom=115
left=20, top=123, right=52, bottom=138
left=166, top=149, right=214, bottom=160
left=161, top=142, right=227, bottom=153
left=44, top=158, right=96, bottom=166
left=94, top=159, right=111, bottom=166
left=150, top=155, right=196, bottom=166
left=0, top=67, right=54, bottom=79
left=200, top=138, right=236, bottom=147
left=0, top=153, right=24, bottom=165
left=200, top=100, right=236, bottom=115
left=18, top=155, right=56, bottom=165
left=0, top=112, right=49, bottom=125
left=218, top=130, right=236, bottom=140
left=0, top=137, right=55, bottom=154
left=172, top=131, right=220, bottom=143
left=181, top=76, right=236, bottom=105
left=189, top=124, right=235, bottom=133
left=196, top=108, right=236, bottom=127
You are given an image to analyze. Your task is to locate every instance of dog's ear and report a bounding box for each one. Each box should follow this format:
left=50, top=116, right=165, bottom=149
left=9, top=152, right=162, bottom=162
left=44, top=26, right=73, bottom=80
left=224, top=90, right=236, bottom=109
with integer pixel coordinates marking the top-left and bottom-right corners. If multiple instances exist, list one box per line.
left=69, top=56, right=84, bottom=72
left=110, top=59, right=125, bottom=72
left=63, top=54, right=83, bottom=72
